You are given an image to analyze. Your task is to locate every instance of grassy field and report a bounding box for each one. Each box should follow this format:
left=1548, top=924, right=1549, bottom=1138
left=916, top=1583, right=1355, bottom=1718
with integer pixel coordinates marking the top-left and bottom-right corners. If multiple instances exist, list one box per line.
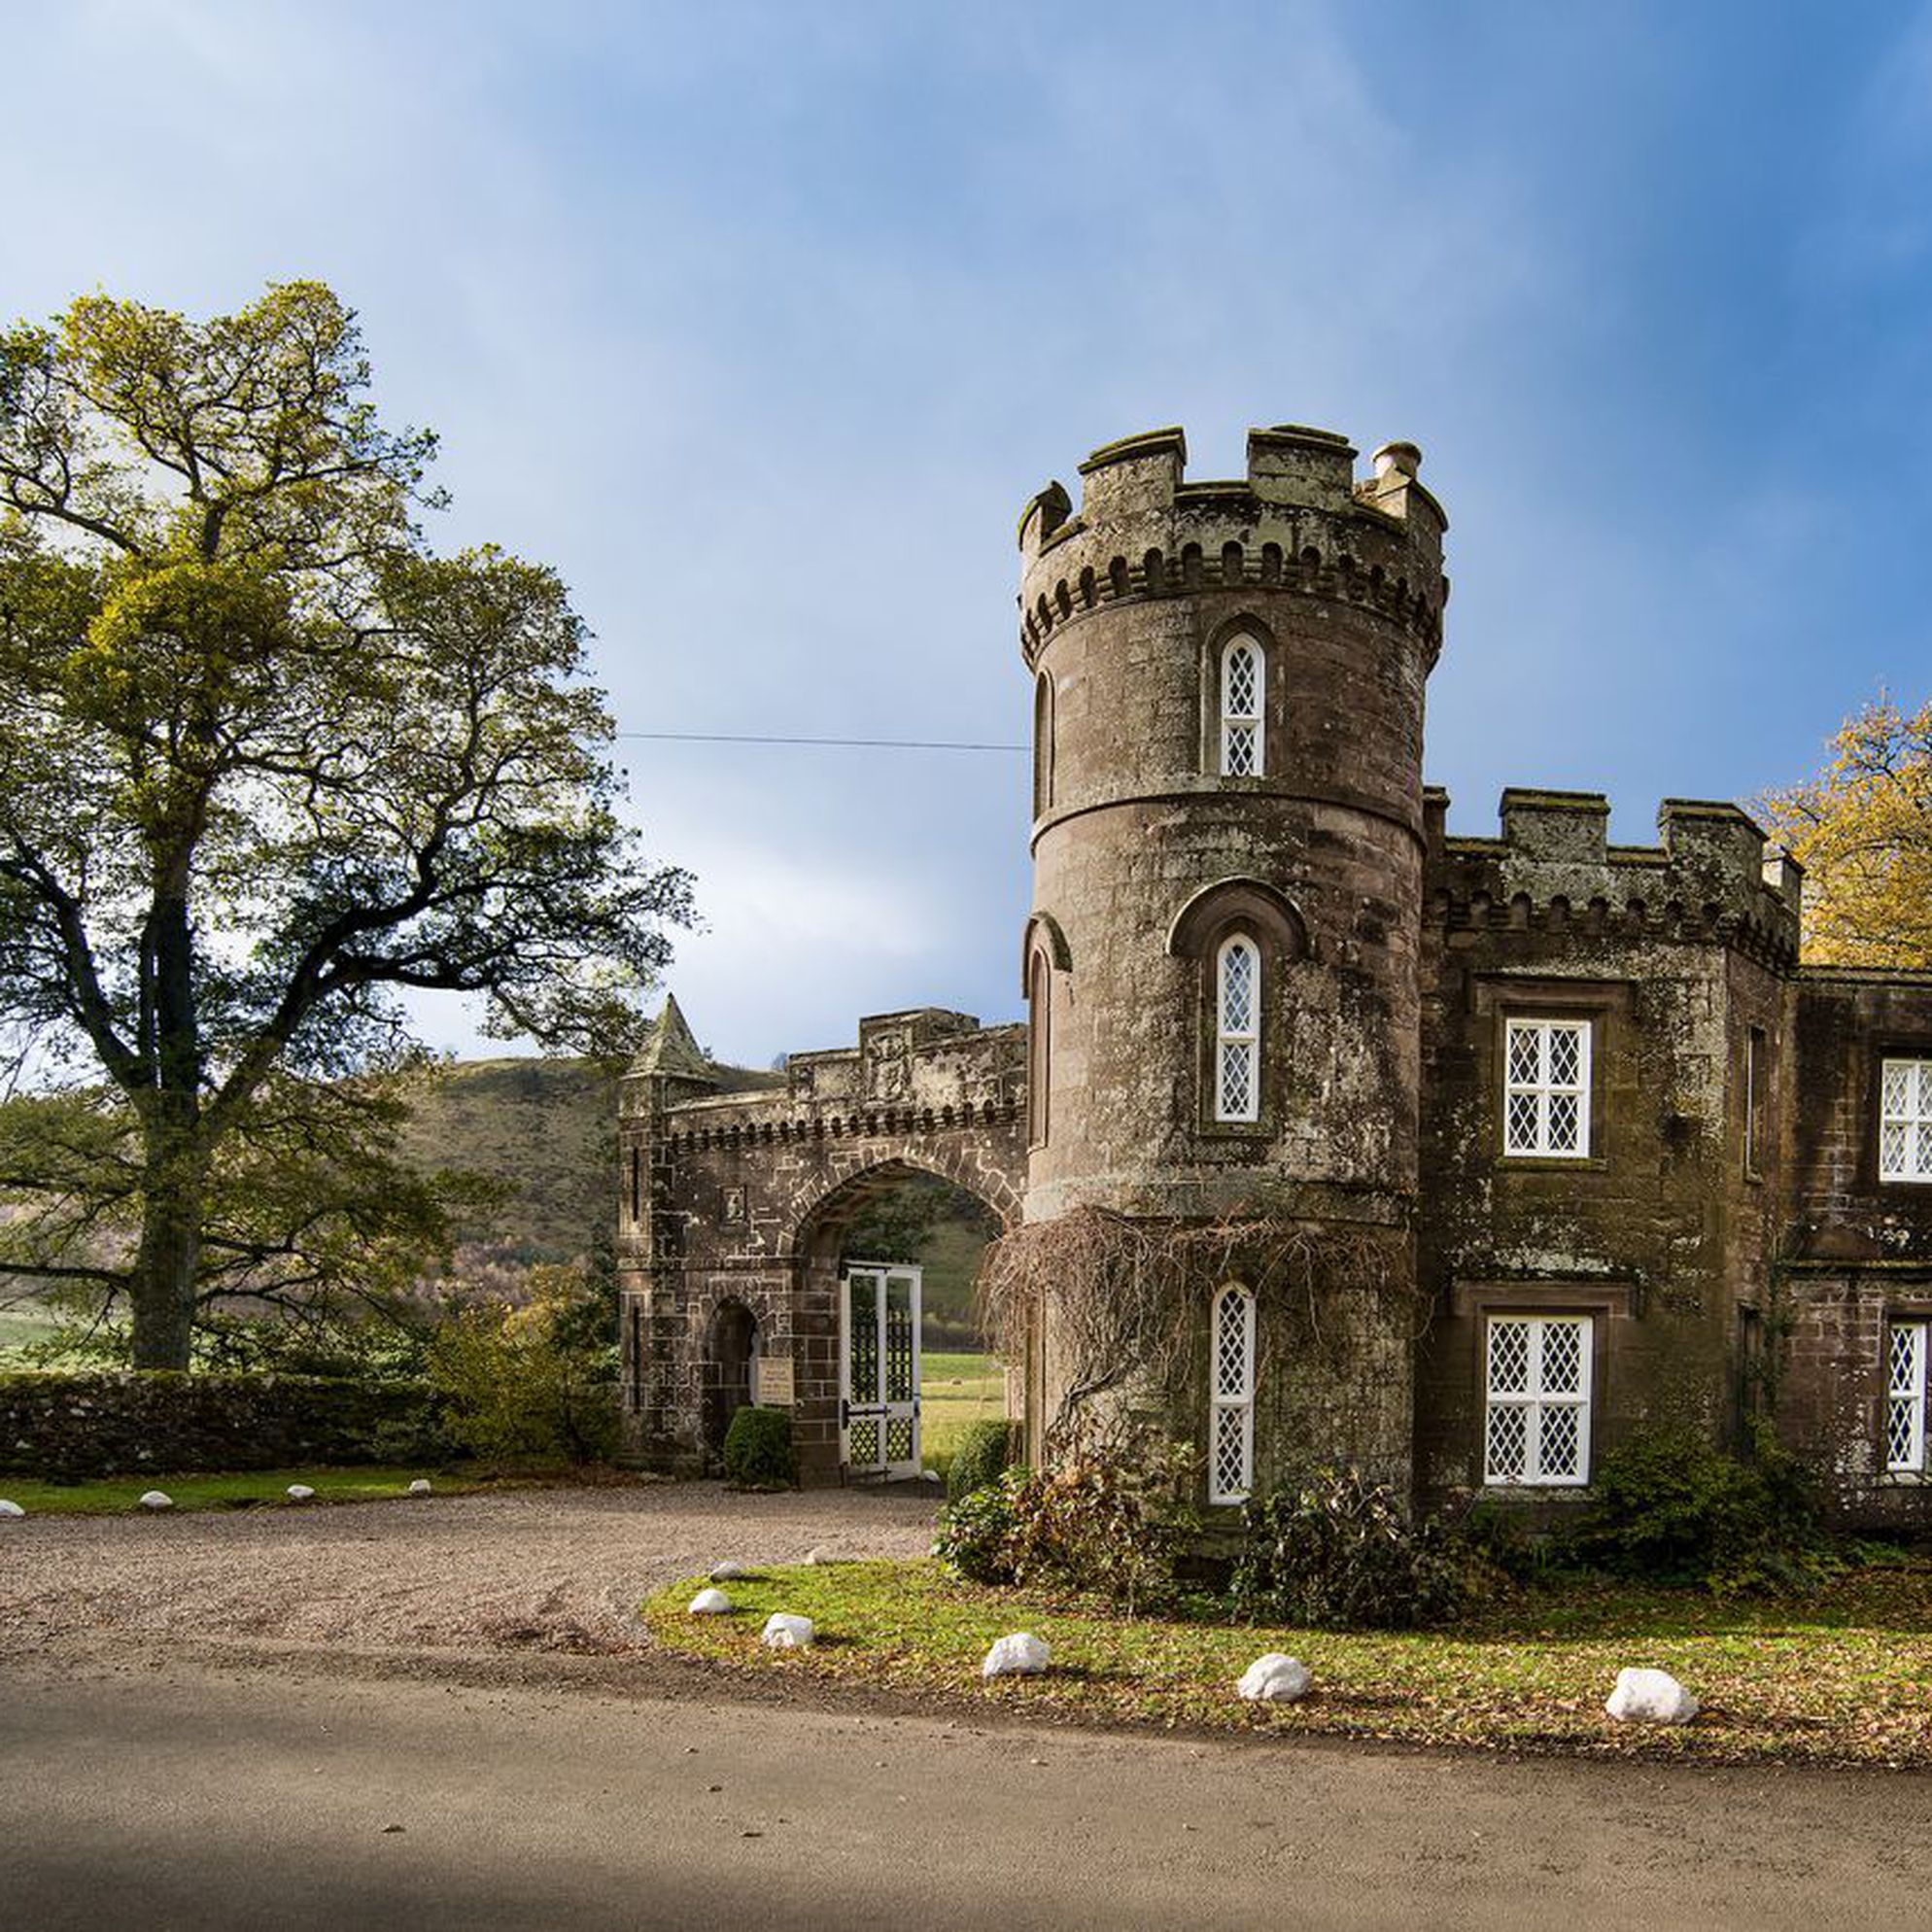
left=643, top=1555, right=1932, bottom=1770
left=0, top=1298, right=63, bottom=1359
left=0, top=1465, right=493, bottom=1515
left=920, top=1349, right=1006, bottom=1474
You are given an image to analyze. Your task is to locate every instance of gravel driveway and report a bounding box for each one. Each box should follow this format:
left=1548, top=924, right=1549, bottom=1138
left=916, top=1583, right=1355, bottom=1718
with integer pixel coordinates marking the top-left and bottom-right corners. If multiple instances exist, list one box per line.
left=0, top=1480, right=938, bottom=1665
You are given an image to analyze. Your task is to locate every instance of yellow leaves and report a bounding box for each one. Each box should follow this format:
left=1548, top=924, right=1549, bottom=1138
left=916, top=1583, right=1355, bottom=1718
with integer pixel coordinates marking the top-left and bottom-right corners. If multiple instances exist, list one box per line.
left=1759, top=697, right=1932, bottom=967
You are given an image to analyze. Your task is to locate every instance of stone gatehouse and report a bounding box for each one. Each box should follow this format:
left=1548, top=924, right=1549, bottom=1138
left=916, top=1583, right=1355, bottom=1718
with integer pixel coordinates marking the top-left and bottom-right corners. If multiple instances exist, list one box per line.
left=619, top=422, right=1932, bottom=1527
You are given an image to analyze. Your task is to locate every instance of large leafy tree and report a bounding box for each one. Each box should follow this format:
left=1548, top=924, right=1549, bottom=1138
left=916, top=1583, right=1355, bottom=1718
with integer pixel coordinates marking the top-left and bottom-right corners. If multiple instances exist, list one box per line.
left=0, top=283, right=692, bottom=1366
left=1760, top=697, right=1932, bottom=968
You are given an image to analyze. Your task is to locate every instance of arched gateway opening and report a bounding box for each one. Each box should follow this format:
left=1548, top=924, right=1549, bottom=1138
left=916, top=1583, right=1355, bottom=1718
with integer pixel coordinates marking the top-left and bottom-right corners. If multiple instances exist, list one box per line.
left=794, top=1160, right=1009, bottom=1483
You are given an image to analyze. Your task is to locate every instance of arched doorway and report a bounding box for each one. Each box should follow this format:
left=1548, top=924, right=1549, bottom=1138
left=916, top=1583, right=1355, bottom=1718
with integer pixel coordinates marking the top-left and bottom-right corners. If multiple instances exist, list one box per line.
left=701, top=1299, right=760, bottom=1458
left=791, top=1160, right=1009, bottom=1484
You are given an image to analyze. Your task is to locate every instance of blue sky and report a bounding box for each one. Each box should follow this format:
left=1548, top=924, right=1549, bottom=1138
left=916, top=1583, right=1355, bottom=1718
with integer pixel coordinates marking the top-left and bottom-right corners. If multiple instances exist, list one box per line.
left=10, top=2, right=1932, bottom=1066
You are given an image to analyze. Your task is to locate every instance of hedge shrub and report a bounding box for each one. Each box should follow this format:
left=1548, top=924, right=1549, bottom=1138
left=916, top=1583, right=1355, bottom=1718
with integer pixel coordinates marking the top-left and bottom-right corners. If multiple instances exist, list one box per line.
left=1563, top=1426, right=1831, bottom=1594
left=946, top=1418, right=1018, bottom=1501
left=1230, top=1466, right=1470, bottom=1631
left=722, top=1404, right=796, bottom=1489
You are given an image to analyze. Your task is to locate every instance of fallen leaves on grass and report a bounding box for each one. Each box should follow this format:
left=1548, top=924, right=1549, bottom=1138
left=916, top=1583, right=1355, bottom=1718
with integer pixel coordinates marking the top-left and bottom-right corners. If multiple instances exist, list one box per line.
left=640, top=1558, right=1932, bottom=1770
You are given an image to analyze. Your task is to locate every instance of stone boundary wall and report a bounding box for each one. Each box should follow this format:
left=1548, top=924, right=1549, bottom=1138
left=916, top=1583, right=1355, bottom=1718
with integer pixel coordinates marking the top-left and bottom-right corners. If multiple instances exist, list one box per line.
left=0, top=1370, right=450, bottom=1479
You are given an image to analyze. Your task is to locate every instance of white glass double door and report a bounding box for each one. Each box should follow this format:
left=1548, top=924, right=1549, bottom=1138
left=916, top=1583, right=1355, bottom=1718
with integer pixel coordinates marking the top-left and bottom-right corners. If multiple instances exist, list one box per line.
left=840, top=1263, right=921, bottom=1477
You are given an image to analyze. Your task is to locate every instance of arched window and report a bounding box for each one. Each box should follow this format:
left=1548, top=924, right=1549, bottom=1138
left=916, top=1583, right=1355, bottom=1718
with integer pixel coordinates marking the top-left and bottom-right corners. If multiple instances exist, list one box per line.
left=1215, top=935, right=1259, bottom=1122
left=1033, top=673, right=1054, bottom=816
left=1027, top=949, right=1052, bottom=1149
left=1210, top=1283, right=1256, bottom=1503
left=1219, top=634, right=1263, bottom=777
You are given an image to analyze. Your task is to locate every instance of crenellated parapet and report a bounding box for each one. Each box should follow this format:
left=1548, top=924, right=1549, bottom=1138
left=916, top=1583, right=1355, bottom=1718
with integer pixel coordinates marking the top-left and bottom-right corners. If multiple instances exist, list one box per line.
left=638, top=1008, right=1027, bottom=1156
left=1425, top=787, right=1802, bottom=968
left=1017, top=425, right=1448, bottom=668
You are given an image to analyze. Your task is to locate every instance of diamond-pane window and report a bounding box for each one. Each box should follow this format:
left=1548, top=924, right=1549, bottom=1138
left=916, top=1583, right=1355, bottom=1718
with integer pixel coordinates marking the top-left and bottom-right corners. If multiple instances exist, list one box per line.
left=1880, top=1059, right=1932, bottom=1184
left=1886, top=1321, right=1927, bottom=1475
left=1219, top=635, right=1265, bottom=778
left=1209, top=1285, right=1256, bottom=1503
left=1216, top=936, right=1260, bottom=1122
left=1502, top=1018, right=1592, bottom=1158
left=1483, top=1314, right=1593, bottom=1486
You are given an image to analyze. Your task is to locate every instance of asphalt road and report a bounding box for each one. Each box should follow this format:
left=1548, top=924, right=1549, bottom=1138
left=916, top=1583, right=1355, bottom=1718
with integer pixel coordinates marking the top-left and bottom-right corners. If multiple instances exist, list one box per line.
left=8, top=1650, right=1932, bottom=1931
left=5, top=1487, right=1931, bottom=1930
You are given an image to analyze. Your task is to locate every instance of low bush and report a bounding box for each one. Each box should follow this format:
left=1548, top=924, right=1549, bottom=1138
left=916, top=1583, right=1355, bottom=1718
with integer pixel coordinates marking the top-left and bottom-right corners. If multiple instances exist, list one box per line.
left=1230, top=1466, right=1470, bottom=1631
left=931, top=1472, right=1023, bottom=1581
left=722, top=1404, right=797, bottom=1489
left=932, top=1427, right=1194, bottom=1614
left=427, top=1263, right=617, bottom=1465
left=946, top=1418, right=1018, bottom=1501
left=1562, top=1425, right=1832, bottom=1595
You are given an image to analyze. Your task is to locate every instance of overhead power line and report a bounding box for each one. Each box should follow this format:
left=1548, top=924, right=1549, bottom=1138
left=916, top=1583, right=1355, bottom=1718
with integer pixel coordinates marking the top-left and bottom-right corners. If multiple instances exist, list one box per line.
left=615, top=731, right=1026, bottom=752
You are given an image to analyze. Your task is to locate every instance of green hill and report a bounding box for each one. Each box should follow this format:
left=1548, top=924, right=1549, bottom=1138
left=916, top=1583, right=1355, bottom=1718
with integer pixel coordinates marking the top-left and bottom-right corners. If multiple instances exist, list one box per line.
left=397, top=1056, right=618, bottom=1270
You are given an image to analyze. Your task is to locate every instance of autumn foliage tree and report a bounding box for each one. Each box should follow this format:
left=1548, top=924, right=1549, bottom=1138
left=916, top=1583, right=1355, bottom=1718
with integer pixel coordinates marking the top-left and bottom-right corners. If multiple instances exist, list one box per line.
left=1759, top=697, right=1932, bottom=968
left=0, top=284, right=692, bottom=1367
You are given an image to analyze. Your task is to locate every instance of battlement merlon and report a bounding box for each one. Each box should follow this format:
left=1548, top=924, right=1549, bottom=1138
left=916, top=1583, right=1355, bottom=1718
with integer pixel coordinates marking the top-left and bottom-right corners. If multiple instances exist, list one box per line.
left=1017, top=425, right=1447, bottom=670
left=1428, top=786, right=1803, bottom=957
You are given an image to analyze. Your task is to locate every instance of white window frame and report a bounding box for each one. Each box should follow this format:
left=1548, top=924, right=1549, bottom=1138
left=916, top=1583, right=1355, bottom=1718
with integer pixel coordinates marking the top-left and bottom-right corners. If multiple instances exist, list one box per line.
left=1879, top=1057, right=1932, bottom=1184
left=1502, top=1017, right=1592, bottom=1158
left=1214, top=934, right=1260, bottom=1123
left=1887, top=1320, right=1927, bottom=1476
left=1483, top=1313, right=1593, bottom=1487
left=1209, top=1283, right=1257, bottom=1504
left=1218, top=634, right=1264, bottom=778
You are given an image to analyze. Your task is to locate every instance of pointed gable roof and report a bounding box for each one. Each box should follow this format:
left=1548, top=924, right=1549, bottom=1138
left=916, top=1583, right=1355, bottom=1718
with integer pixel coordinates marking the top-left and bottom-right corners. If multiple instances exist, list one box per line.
left=628, top=993, right=717, bottom=1086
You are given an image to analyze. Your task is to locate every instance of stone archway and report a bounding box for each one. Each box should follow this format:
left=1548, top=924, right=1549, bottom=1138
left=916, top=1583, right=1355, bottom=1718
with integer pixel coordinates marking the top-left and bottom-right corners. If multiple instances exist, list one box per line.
left=701, top=1299, right=760, bottom=1458
left=617, top=1005, right=1029, bottom=1483
left=791, top=1158, right=1012, bottom=1484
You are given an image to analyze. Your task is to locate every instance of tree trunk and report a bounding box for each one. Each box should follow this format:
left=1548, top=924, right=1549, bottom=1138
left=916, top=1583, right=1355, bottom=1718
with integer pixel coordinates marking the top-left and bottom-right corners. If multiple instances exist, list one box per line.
left=129, top=872, right=206, bottom=1371
left=128, top=1133, right=206, bottom=1370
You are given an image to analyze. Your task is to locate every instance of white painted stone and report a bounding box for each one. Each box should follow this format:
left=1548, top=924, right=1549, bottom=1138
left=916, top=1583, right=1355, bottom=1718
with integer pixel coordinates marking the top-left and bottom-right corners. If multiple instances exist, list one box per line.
left=709, top=1561, right=748, bottom=1582
left=688, top=1587, right=733, bottom=1615
left=761, top=1612, right=815, bottom=1649
left=1236, top=1653, right=1312, bottom=1704
left=286, top=1484, right=316, bottom=1501
left=1604, top=1668, right=1700, bottom=1725
left=804, top=1547, right=832, bottom=1566
left=137, top=1491, right=173, bottom=1511
left=0, top=1499, right=22, bottom=1518
left=920, top=1470, right=943, bottom=1484
left=407, top=1478, right=432, bottom=1496
left=982, top=1632, right=1052, bottom=1678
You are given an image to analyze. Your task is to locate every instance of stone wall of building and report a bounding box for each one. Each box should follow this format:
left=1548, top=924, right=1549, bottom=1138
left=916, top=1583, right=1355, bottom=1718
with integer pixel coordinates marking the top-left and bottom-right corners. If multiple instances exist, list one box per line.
left=618, top=416, right=1932, bottom=1529
left=1415, top=789, right=1804, bottom=1514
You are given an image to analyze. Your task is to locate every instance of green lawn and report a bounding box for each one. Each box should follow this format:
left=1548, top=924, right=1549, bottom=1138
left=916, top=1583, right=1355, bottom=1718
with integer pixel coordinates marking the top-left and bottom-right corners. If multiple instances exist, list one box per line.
left=644, top=1556, right=1932, bottom=1770
left=920, top=1350, right=1007, bottom=1474
left=0, top=1298, right=63, bottom=1359
left=0, top=1465, right=493, bottom=1515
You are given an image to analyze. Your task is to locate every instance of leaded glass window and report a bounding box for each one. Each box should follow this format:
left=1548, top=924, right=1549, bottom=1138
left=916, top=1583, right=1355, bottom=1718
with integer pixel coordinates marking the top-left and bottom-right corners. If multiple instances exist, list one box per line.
left=1502, top=1018, right=1591, bottom=1157
left=1216, top=935, right=1259, bottom=1122
left=1886, top=1321, right=1927, bottom=1475
left=1209, top=1284, right=1256, bottom=1504
left=1219, top=635, right=1264, bottom=777
left=1484, top=1314, right=1592, bottom=1486
left=1879, top=1059, right=1932, bottom=1184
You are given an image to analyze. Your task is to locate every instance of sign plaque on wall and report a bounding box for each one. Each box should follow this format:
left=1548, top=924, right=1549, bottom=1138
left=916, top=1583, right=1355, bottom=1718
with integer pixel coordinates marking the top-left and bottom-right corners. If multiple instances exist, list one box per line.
left=754, top=1357, right=795, bottom=1408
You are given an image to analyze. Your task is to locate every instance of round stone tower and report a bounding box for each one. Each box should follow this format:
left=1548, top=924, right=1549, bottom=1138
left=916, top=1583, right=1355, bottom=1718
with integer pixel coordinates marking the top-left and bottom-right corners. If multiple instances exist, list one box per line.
left=1015, top=424, right=1447, bottom=1498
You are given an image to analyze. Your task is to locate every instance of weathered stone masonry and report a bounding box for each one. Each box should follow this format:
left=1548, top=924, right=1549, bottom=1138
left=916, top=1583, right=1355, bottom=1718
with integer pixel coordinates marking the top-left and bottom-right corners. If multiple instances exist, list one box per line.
left=618, top=1002, right=1024, bottom=1485
left=622, top=421, right=1932, bottom=1525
